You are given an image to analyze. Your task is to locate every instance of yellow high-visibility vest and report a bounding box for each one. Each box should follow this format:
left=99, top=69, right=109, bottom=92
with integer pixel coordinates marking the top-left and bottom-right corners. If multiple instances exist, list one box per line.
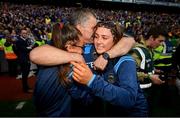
left=35, top=40, right=45, bottom=46
left=0, top=38, right=6, bottom=50
left=153, top=43, right=172, bottom=67
left=4, top=44, right=17, bottom=59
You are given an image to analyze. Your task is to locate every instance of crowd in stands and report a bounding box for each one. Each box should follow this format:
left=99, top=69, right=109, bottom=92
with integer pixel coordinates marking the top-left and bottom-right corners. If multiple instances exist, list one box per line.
left=0, top=2, right=180, bottom=116
left=0, top=1, right=179, bottom=84
left=0, top=3, right=179, bottom=45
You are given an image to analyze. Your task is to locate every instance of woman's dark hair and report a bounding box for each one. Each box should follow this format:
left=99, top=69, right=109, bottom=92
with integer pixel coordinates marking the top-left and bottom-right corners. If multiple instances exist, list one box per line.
left=93, top=21, right=124, bottom=44
left=52, top=22, right=82, bottom=87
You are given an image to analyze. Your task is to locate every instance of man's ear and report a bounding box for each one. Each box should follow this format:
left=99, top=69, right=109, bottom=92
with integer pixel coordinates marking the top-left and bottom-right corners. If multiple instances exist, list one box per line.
left=65, top=44, right=72, bottom=52
left=66, top=44, right=83, bottom=54
left=76, top=24, right=83, bottom=33
left=149, top=35, right=155, bottom=41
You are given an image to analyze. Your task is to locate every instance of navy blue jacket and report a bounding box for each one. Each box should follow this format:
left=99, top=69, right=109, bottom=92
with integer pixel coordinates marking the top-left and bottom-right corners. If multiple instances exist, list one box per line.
left=32, top=44, right=95, bottom=117
left=15, top=37, right=31, bottom=63
left=33, top=66, right=71, bottom=116
left=70, top=44, right=148, bottom=117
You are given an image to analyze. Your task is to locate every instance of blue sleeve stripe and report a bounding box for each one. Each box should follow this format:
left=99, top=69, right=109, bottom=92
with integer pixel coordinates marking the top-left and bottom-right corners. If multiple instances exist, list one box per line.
left=67, top=71, right=73, bottom=80
left=87, top=74, right=96, bottom=87
left=114, top=56, right=135, bottom=74
left=67, top=65, right=73, bottom=80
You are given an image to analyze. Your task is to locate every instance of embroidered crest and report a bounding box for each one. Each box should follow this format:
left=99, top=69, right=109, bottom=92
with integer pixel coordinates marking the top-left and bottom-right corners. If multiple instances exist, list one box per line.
left=107, top=73, right=116, bottom=83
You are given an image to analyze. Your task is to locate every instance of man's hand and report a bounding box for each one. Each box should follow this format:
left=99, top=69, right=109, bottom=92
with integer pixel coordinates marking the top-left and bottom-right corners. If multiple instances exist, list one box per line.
left=150, top=74, right=165, bottom=85
left=71, top=61, right=93, bottom=85
left=94, top=55, right=108, bottom=71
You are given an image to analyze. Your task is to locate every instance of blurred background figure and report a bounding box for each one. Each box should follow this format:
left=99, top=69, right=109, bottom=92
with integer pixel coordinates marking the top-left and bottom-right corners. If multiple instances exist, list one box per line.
left=15, top=28, right=33, bottom=93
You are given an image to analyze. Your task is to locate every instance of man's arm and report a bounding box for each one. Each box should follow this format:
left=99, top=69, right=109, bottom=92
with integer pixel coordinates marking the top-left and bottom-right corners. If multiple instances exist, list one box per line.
left=94, top=36, right=135, bottom=70
left=107, top=36, right=135, bottom=58
left=30, top=44, right=84, bottom=66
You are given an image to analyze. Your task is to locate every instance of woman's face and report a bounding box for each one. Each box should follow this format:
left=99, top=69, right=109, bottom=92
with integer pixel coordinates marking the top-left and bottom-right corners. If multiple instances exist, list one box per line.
left=94, top=27, right=114, bottom=54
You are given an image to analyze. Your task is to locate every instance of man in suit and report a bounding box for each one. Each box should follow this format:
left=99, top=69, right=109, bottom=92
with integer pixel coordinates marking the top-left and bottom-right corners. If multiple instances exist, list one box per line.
left=15, top=28, right=33, bottom=93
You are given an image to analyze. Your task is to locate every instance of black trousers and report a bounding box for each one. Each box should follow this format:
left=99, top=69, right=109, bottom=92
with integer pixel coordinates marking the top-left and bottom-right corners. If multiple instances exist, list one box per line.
left=20, top=61, right=31, bottom=92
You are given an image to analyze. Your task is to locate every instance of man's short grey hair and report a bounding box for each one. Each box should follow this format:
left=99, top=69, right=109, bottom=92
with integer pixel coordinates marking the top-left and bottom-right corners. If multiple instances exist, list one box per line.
left=69, top=8, right=96, bottom=27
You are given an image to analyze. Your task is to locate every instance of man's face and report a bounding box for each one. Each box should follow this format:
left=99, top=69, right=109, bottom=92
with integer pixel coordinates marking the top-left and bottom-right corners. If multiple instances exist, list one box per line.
left=151, top=35, right=165, bottom=49
left=21, top=30, right=28, bottom=39
left=78, top=15, right=97, bottom=44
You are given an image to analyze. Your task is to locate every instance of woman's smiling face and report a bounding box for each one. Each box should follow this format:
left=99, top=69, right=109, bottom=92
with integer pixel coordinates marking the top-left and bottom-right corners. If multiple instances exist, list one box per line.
left=94, top=27, right=115, bottom=54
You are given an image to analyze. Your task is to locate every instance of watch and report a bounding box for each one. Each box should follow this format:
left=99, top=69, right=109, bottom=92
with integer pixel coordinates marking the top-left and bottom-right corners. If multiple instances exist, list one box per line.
left=102, top=52, right=110, bottom=60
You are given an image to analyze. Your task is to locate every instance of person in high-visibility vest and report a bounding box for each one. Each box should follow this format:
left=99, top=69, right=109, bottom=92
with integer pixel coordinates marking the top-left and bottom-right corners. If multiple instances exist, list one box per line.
left=3, top=34, right=18, bottom=76
left=0, top=36, right=6, bottom=51
left=130, top=25, right=168, bottom=116
left=153, top=36, right=178, bottom=108
left=153, top=40, right=173, bottom=74
left=33, top=38, right=46, bottom=49
left=32, top=29, right=46, bottom=48
left=130, top=25, right=167, bottom=90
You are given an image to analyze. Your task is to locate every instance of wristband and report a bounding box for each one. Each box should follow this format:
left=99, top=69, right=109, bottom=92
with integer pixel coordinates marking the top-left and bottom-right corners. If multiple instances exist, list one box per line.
left=102, top=52, right=110, bottom=60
